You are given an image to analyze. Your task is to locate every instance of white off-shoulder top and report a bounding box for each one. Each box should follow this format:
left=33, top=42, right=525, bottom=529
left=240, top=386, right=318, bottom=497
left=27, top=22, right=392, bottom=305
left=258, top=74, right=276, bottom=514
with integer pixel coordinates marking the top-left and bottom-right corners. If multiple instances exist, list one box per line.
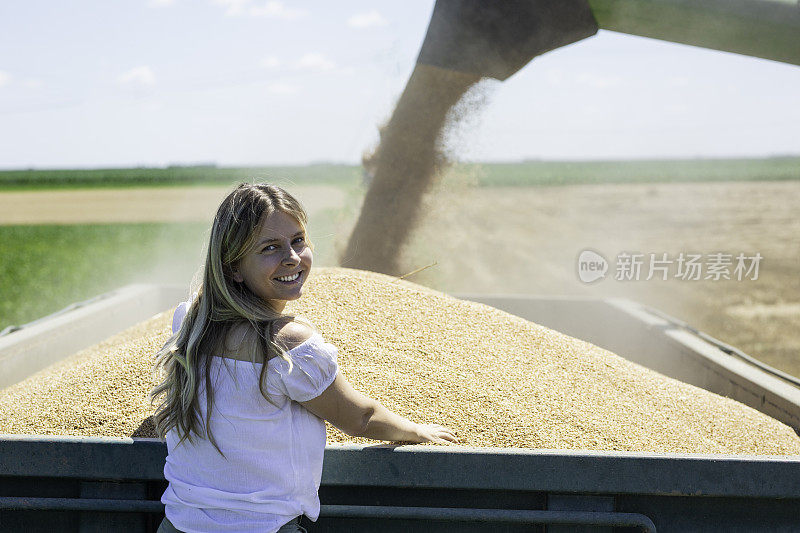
left=161, top=306, right=339, bottom=533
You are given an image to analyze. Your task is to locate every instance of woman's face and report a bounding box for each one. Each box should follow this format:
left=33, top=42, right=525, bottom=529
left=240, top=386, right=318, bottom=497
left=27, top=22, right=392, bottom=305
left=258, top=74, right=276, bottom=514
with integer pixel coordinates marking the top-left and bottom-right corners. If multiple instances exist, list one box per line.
left=232, top=209, right=312, bottom=312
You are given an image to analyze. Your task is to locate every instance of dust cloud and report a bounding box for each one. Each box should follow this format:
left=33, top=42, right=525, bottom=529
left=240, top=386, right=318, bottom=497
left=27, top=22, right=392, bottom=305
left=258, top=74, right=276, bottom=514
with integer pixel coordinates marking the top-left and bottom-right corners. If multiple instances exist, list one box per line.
left=386, top=180, right=800, bottom=378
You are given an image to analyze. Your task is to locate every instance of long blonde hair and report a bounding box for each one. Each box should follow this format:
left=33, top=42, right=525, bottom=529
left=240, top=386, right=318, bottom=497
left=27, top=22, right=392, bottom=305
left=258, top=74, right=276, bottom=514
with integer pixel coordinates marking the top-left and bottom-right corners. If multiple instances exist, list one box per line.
left=151, top=182, right=310, bottom=454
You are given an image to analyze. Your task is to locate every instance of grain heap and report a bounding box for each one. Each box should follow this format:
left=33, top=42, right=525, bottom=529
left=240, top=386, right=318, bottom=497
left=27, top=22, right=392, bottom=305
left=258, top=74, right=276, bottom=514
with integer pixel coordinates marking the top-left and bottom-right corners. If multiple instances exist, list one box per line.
left=0, top=311, right=170, bottom=437
left=1, top=267, right=799, bottom=455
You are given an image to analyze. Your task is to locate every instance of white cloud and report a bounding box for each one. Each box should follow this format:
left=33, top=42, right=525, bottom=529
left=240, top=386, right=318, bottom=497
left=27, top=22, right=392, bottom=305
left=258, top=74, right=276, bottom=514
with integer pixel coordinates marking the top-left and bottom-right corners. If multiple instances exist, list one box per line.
left=295, top=53, right=335, bottom=71
left=23, top=78, right=43, bottom=89
left=118, top=66, right=156, bottom=86
left=212, top=0, right=249, bottom=16
left=213, top=0, right=307, bottom=18
left=266, top=81, right=295, bottom=94
left=0, top=71, right=11, bottom=88
left=260, top=56, right=281, bottom=68
left=347, top=10, right=388, bottom=29
left=148, top=0, right=176, bottom=7
left=250, top=1, right=307, bottom=18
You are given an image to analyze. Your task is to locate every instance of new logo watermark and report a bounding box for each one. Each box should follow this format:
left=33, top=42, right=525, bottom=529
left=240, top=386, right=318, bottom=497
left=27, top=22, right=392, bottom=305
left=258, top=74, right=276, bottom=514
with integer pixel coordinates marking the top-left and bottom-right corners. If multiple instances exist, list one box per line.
left=577, top=250, right=762, bottom=283
left=577, top=249, right=609, bottom=283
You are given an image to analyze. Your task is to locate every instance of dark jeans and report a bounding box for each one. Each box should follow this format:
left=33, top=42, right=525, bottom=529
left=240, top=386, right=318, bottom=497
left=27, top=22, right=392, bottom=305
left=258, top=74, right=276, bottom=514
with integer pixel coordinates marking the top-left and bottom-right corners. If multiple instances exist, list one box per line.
left=157, top=515, right=307, bottom=532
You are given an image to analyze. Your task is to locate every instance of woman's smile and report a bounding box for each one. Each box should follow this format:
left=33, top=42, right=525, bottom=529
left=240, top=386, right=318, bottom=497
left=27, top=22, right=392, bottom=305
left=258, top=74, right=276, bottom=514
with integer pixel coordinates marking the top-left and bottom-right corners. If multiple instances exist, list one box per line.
left=275, top=271, right=302, bottom=283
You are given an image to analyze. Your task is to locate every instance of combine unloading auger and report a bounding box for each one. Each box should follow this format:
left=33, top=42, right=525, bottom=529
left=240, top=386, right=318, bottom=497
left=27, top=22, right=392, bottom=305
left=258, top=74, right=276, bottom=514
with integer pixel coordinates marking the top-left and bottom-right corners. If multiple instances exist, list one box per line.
left=418, top=0, right=800, bottom=77
left=340, top=0, right=800, bottom=275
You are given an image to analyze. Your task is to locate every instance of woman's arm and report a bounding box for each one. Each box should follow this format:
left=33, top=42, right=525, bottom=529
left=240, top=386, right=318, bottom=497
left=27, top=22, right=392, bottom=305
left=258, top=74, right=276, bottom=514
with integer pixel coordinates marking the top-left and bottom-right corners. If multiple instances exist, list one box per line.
left=300, top=373, right=458, bottom=444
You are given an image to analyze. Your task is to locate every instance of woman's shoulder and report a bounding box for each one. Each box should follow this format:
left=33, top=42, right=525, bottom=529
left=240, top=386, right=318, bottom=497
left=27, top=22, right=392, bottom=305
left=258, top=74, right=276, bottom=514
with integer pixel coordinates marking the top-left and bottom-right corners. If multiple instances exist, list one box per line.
left=218, top=317, right=319, bottom=362
left=273, top=316, right=318, bottom=352
left=221, top=321, right=261, bottom=361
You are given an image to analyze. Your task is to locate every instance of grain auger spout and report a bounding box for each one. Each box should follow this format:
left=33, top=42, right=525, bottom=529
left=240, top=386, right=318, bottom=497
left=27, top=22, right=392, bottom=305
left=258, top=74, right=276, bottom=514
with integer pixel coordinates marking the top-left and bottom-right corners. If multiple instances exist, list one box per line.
left=341, top=0, right=800, bottom=276
left=415, top=0, right=800, bottom=77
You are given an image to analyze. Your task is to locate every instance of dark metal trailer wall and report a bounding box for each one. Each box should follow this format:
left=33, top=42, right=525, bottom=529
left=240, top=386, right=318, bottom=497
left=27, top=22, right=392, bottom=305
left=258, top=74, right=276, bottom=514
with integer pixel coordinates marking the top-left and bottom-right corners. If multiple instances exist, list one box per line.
left=1, top=285, right=799, bottom=532
left=2, top=436, right=800, bottom=533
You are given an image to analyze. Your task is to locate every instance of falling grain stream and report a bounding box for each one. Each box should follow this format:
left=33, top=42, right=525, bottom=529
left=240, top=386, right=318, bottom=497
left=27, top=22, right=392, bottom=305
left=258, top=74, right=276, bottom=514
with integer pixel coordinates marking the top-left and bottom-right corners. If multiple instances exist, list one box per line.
left=341, top=64, right=481, bottom=275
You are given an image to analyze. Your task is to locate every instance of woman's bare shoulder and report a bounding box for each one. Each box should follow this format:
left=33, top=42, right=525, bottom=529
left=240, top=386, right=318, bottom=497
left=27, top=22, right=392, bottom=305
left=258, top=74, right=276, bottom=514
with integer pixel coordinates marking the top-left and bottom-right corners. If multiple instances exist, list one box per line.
left=221, top=321, right=260, bottom=361
left=273, top=316, right=317, bottom=351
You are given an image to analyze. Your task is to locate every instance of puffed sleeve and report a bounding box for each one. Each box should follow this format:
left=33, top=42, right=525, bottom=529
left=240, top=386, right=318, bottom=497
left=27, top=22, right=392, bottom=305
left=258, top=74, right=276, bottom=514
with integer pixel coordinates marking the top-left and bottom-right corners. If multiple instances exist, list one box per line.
left=172, top=301, right=189, bottom=334
left=269, top=335, right=339, bottom=402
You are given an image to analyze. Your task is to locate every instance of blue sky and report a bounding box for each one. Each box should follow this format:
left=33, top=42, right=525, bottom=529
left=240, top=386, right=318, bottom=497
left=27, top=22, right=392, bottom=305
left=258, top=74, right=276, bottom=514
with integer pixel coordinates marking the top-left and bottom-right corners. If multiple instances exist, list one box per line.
left=1, top=0, right=798, bottom=168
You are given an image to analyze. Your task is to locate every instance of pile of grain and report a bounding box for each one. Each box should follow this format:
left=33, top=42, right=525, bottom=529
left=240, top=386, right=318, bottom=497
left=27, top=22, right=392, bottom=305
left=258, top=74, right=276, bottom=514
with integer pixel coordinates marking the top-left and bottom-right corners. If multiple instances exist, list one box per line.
left=1, top=267, right=799, bottom=455
left=0, top=312, right=171, bottom=437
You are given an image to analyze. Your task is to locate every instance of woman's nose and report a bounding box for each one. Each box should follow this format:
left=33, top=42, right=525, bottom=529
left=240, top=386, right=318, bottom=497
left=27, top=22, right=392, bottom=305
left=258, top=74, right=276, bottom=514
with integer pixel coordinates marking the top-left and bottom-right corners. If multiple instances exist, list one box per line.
left=282, top=245, right=301, bottom=265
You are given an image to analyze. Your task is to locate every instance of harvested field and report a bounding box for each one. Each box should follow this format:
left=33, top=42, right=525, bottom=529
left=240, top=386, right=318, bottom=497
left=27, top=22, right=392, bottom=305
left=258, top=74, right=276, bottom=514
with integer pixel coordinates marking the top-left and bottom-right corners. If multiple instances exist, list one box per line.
left=0, top=185, right=345, bottom=225
left=1, top=267, right=798, bottom=456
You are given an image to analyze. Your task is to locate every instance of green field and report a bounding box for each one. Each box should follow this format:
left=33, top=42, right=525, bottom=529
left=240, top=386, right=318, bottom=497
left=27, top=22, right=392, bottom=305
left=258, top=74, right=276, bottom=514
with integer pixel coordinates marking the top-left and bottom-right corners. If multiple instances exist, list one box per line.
left=0, top=223, right=207, bottom=330
left=0, top=164, right=362, bottom=191
left=2, top=157, right=798, bottom=191
left=467, top=156, right=800, bottom=186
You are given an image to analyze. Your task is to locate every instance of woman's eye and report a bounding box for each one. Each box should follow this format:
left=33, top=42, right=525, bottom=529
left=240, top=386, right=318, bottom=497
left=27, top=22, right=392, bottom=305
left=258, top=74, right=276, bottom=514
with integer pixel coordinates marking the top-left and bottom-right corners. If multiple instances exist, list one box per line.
left=260, top=237, right=304, bottom=253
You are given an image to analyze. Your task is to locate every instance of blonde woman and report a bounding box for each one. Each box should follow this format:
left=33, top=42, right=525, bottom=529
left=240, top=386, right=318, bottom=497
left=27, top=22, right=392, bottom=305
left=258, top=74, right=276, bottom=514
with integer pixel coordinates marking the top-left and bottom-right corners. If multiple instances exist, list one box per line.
left=152, top=183, right=457, bottom=533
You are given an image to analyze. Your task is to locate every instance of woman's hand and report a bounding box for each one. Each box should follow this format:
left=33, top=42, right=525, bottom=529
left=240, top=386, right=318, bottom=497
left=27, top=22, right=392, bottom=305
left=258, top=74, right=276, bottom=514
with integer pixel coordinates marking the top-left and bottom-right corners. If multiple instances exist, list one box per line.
left=413, top=423, right=459, bottom=445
